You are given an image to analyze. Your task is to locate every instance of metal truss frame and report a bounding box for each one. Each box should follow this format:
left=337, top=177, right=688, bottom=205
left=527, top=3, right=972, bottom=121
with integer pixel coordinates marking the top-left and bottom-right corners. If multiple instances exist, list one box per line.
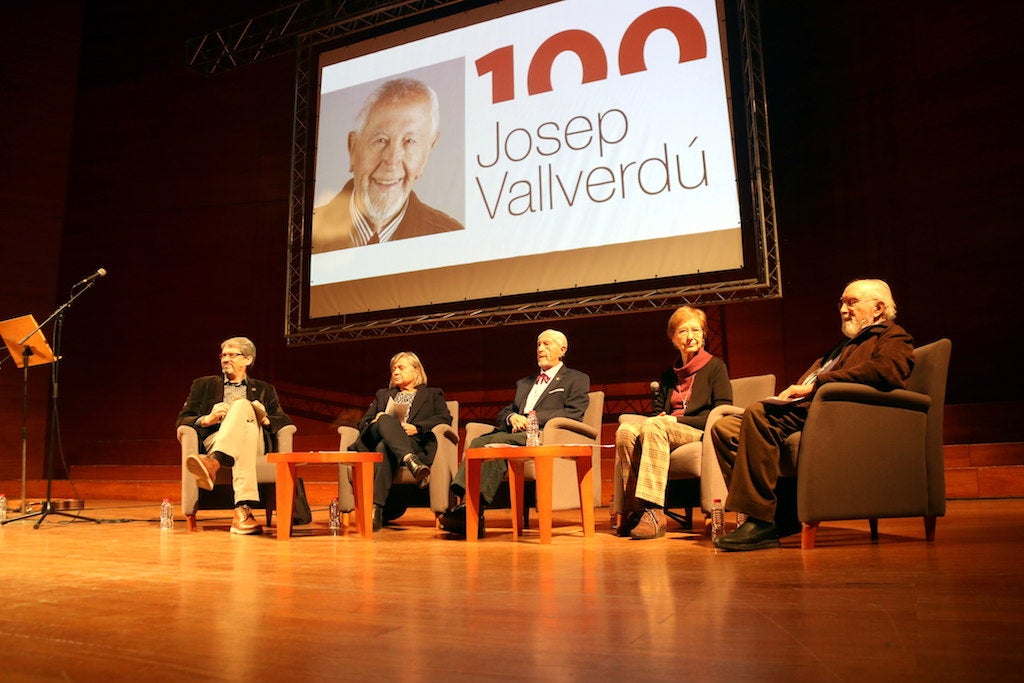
left=185, top=0, right=780, bottom=345
left=186, top=0, right=481, bottom=76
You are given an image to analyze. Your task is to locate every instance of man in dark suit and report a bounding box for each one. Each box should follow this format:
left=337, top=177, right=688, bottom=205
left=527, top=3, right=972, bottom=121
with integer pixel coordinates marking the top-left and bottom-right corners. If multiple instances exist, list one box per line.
left=311, top=77, right=463, bottom=252
left=176, top=337, right=292, bottom=535
left=440, top=329, right=590, bottom=537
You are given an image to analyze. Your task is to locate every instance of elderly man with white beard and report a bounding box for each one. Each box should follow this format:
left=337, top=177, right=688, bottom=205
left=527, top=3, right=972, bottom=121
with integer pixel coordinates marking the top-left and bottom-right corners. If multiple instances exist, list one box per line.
left=710, top=279, right=915, bottom=551
left=311, top=77, right=463, bottom=251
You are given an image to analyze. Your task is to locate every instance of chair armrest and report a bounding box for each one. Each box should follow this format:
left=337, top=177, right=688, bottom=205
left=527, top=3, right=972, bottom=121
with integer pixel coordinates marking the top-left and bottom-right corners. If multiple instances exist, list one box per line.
left=464, top=422, right=495, bottom=448
left=698, top=404, right=748, bottom=514
left=543, top=416, right=598, bottom=444
left=178, top=426, right=200, bottom=516
left=813, top=382, right=930, bottom=412
left=337, top=425, right=360, bottom=451
left=706, top=404, right=746, bottom=426
left=276, top=424, right=296, bottom=453
left=432, top=423, right=459, bottom=446
left=429, top=423, right=460, bottom=513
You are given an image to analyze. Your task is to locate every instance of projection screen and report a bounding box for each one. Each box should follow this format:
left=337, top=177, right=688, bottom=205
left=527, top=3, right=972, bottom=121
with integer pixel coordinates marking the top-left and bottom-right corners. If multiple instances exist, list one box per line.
left=286, top=0, right=779, bottom=342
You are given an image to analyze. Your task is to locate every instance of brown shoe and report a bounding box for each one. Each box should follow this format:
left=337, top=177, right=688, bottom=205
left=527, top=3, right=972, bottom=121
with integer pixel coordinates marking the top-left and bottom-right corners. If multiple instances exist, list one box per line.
left=230, top=505, right=263, bottom=535
left=186, top=454, right=220, bottom=491
left=630, top=508, right=667, bottom=540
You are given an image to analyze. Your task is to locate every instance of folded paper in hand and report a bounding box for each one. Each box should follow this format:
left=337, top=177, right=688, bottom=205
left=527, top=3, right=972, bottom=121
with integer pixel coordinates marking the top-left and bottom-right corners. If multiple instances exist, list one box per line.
left=761, top=396, right=808, bottom=406
left=251, top=401, right=268, bottom=424
left=385, top=398, right=409, bottom=423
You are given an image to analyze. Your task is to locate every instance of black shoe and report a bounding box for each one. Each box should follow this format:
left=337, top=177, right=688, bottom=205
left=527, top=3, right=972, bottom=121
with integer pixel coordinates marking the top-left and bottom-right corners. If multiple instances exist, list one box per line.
left=372, top=505, right=384, bottom=532
left=439, top=504, right=485, bottom=539
left=714, top=518, right=780, bottom=552
left=403, top=453, right=431, bottom=485
left=616, top=510, right=643, bottom=537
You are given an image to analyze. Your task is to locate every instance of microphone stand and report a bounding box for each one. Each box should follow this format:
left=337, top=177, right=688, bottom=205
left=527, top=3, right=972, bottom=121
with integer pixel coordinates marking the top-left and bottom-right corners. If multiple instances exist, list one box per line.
left=3, top=278, right=102, bottom=527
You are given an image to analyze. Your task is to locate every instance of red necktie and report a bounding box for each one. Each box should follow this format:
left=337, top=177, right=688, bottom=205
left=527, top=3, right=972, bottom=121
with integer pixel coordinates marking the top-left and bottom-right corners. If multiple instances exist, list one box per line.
left=535, top=373, right=549, bottom=385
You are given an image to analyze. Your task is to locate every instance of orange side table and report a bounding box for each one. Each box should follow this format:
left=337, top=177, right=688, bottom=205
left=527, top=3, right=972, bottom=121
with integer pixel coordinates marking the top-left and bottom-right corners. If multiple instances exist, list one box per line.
left=267, top=451, right=381, bottom=540
left=463, top=444, right=595, bottom=544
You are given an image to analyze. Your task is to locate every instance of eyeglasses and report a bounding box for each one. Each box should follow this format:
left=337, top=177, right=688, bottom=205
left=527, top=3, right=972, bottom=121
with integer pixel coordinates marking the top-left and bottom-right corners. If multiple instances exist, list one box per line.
left=838, top=297, right=878, bottom=308
left=220, top=352, right=248, bottom=360
left=675, top=327, right=704, bottom=337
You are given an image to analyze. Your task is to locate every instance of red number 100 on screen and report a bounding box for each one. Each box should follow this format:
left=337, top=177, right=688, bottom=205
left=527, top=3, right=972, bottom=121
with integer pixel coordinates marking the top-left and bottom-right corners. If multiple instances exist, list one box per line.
left=475, top=6, right=708, bottom=104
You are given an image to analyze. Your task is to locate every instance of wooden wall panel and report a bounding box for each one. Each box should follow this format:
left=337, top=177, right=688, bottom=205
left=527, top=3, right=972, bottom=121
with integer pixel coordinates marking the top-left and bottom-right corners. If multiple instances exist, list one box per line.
left=0, top=3, right=85, bottom=479
left=0, top=1, right=1021, bottom=475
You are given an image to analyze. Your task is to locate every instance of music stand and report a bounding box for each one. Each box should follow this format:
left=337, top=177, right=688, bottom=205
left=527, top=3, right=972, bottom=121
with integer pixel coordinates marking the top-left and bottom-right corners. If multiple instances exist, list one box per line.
left=1, top=314, right=56, bottom=516
left=2, top=282, right=102, bottom=527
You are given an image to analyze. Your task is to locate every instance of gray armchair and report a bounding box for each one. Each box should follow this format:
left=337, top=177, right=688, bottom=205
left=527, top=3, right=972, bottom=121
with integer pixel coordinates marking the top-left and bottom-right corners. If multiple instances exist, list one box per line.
left=786, top=338, right=952, bottom=548
left=613, top=375, right=776, bottom=530
left=336, top=401, right=460, bottom=521
left=463, top=391, right=605, bottom=515
left=178, top=423, right=296, bottom=531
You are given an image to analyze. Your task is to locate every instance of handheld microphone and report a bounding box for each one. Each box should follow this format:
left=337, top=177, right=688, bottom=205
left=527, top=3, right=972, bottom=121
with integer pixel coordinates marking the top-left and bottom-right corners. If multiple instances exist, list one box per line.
left=78, top=268, right=107, bottom=285
left=650, top=380, right=662, bottom=415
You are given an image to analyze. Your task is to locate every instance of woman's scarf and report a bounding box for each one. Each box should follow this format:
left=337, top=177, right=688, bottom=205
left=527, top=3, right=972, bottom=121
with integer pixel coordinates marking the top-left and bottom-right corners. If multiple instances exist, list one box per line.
left=670, top=348, right=713, bottom=417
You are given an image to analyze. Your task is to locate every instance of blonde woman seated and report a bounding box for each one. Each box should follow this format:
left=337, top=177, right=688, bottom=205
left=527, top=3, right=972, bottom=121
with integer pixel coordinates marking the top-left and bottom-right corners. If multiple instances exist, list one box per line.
left=354, top=352, right=452, bottom=531
left=616, top=306, right=732, bottom=539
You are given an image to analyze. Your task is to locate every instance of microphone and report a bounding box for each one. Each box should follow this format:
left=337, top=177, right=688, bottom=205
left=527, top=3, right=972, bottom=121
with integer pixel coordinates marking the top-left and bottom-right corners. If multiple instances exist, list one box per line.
left=650, top=380, right=662, bottom=415
left=77, top=268, right=107, bottom=285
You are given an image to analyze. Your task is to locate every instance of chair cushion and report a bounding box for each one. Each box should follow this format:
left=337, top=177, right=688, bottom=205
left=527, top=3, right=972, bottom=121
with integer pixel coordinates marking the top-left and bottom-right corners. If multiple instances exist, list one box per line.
left=667, top=441, right=702, bottom=477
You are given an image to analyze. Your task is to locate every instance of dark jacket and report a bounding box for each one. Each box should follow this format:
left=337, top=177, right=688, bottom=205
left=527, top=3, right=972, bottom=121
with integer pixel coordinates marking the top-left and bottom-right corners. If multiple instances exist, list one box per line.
left=657, top=356, right=732, bottom=430
left=802, top=321, right=915, bottom=390
left=356, top=386, right=452, bottom=462
left=494, top=365, right=590, bottom=431
left=175, top=375, right=292, bottom=454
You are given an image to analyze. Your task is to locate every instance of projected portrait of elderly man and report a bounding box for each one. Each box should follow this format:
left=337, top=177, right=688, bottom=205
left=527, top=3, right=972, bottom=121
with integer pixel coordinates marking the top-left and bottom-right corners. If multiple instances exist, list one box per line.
left=311, top=78, right=464, bottom=252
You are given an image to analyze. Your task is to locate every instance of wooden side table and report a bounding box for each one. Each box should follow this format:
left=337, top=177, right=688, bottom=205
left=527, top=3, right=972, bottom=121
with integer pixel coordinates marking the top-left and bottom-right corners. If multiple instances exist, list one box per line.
left=464, top=444, right=595, bottom=543
left=267, top=451, right=381, bottom=540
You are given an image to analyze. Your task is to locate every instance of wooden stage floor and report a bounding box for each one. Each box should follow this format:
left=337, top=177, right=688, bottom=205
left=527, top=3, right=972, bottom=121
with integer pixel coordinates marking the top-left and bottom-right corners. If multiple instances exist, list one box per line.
left=2, top=498, right=1023, bottom=682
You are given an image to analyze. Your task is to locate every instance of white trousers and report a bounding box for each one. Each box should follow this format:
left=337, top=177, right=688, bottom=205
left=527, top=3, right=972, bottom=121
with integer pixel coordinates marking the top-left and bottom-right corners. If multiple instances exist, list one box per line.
left=202, top=399, right=265, bottom=504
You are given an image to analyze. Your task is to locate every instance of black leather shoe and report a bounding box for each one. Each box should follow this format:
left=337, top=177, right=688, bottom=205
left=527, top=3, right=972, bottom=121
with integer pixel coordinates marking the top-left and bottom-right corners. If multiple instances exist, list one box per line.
left=403, top=453, right=431, bottom=485
left=714, top=518, right=780, bottom=551
left=372, top=505, right=384, bottom=532
left=439, top=504, right=485, bottom=539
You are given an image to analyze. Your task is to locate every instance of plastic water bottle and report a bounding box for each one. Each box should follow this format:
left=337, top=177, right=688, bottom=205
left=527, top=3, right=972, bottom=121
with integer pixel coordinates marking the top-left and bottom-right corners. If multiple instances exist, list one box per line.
left=0, top=493, right=7, bottom=523
left=735, top=511, right=748, bottom=529
left=526, top=410, right=540, bottom=446
left=160, top=498, right=174, bottom=530
left=711, top=498, right=724, bottom=539
left=328, top=497, right=341, bottom=534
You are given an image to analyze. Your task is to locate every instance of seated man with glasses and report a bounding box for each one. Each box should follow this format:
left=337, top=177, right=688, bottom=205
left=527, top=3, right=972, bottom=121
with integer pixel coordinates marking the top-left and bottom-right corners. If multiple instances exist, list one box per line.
left=711, top=278, right=915, bottom=551
left=177, top=336, right=293, bottom=535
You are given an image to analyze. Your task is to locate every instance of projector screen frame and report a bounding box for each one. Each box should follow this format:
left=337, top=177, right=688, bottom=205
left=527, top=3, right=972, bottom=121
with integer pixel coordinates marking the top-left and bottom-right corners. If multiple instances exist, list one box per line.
left=283, top=0, right=779, bottom=345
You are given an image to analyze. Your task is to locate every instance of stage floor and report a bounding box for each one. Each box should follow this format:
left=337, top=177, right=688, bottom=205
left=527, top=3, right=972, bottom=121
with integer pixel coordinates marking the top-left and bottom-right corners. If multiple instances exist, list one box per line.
left=2, top=499, right=1023, bottom=681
